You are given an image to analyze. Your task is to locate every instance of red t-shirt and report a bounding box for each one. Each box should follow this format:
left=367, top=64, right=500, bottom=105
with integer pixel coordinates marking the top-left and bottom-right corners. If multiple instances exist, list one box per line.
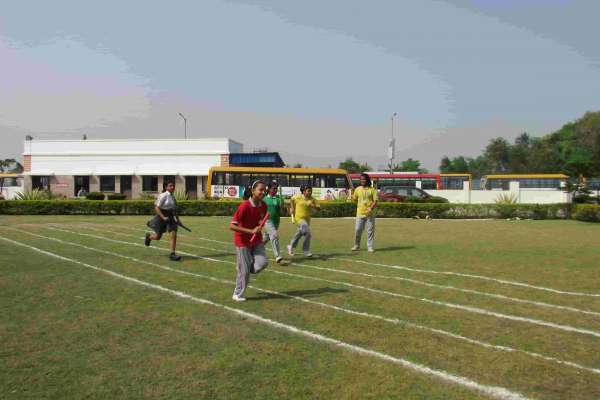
left=231, top=199, right=267, bottom=247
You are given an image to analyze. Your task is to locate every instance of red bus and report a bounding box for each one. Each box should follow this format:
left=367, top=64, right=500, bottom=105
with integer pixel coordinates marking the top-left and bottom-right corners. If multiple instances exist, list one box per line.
left=350, top=173, right=472, bottom=190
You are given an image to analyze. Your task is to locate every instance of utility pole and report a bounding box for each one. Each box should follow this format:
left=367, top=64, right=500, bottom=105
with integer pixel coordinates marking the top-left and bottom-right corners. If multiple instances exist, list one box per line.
left=178, top=113, right=187, bottom=139
left=388, top=112, right=397, bottom=174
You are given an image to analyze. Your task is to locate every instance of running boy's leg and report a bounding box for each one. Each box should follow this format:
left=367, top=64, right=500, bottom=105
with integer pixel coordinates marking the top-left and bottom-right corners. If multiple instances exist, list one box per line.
left=252, top=244, right=269, bottom=274
left=354, top=216, right=366, bottom=248
left=233, top=247, right=252, bottom=297
left=264, top=220, right=281, bottom=258
left=289, top=224, right=304, bottom=250
left=300, top=221, right=312, bottom=254
left=366, top=215, right=375, bottom=250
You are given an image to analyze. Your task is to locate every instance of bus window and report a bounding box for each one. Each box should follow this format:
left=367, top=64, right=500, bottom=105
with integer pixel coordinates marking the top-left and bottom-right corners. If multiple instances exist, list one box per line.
left=312, top=174, right=322, bottom=188
left=212, top=172, right=225, bottom=185
left=290, top=174, right=311, bottom=187
left=421, top=179, right=437, bottom=190
left=270, top=174, right=290, bottom=186
left=335, top=176, right=349, bottom=188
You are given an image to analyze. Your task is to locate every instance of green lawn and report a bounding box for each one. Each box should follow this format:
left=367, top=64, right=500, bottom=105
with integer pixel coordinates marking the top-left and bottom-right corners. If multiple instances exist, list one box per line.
left=1, top=215, right=600, bottom=399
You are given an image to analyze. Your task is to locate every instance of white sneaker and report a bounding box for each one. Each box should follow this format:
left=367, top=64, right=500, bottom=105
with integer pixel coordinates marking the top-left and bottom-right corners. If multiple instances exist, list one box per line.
left=275, top=256, right=283, bottom=263
left=368, top=247, right=375, bottom=253
left=232, top=294, right=247, bottom=302
left=351, top=245, right=359, bottom=251
left=287, top=245, right=295, bottom=257
left=305, top=253, right=313, bottom=258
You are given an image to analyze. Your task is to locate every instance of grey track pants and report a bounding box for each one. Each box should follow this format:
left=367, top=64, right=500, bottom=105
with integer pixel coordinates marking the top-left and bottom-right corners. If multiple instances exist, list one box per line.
left=233, top=244, right=268, bottom=297
left=262, top=220, right=281, bottom=258
left=355, top=215, right=375, bottom=249
left=289, top=220, right=311, bottom=254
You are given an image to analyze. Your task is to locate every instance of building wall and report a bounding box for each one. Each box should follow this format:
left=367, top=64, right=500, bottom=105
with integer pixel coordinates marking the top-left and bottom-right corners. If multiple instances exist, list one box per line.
left=49, top=175, right=74, bottom=198
left=23, top=138, right=242, bottom=199
left=425, top=181, right=572, bottom=204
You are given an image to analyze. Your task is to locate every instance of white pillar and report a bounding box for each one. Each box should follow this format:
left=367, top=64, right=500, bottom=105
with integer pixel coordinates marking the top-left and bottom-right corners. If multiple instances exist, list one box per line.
left=509, top=181, right=520, bottom=203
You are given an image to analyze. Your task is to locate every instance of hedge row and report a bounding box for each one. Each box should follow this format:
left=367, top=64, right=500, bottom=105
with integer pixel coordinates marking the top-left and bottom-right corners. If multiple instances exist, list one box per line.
left=572, top=204, right=600, bottom=222
left=0, top=200, right=590, bottom=221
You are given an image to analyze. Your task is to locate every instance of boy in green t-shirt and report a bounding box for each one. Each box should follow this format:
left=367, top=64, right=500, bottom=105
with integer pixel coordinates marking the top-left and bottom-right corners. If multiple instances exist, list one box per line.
left=263, top=181, right=285, bottom=263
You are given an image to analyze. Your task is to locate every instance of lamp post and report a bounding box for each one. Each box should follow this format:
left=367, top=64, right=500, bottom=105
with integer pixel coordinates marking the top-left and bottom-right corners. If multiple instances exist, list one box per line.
left=389, top=112, right=397, bottom=174
left=178, top=113, right=187, bottom=139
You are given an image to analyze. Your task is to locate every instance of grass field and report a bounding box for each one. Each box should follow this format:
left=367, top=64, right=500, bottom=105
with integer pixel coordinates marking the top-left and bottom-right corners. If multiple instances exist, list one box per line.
left=1, top=215, right=600, bottom=399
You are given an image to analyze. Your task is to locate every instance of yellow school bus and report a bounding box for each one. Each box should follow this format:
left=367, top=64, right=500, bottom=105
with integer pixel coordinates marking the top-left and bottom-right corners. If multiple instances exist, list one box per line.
left=482, top=174, right=569, bottom=190
left=439, top=173, right=473, bottom=190
left=207, top=167, right=352, bottom=200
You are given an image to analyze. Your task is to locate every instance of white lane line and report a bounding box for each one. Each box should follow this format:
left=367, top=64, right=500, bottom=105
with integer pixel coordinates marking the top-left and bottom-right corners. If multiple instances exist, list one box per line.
left=96, top=223, right=600, bottom=298
left=0, top=235, right=532, bottom=400
left=15, top=227, right=600, bottom=376
left=46, top=225, right=600, bottom=339
left=75, top=224, right=600, bottom=318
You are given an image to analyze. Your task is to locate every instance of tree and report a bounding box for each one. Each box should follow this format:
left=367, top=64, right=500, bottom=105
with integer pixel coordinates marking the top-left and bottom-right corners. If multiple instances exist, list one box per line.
left=398, top=158, right=420, bottom=172
left=563, top=148, right=594, bottom=178
left=338, top=157, right=370, bottom=173
left=292, top=163, right=303, bottom=168
left=439, top=156, right=452, bottom=173
left=450, top=156, right=469, bottom=173
left=484, top=138, right=510, bottom=173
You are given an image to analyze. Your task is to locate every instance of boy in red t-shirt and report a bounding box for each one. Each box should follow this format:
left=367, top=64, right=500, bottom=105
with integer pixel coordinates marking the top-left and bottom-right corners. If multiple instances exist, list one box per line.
left=230, top=180, right=269, bottom=302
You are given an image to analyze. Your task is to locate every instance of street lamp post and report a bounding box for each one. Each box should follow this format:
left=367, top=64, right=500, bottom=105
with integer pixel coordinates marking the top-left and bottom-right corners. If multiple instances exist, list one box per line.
left=178, top=113, right=187, bottom=139
left=389, top=112, right=397, bottom=174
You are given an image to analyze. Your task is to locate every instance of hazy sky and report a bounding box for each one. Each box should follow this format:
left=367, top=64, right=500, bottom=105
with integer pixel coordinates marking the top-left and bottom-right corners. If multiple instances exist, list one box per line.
left=1, top=0, right=599, bottom=170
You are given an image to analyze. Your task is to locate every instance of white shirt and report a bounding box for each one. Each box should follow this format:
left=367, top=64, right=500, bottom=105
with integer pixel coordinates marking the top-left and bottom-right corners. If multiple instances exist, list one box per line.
left=155, top=191, right=177, bottom=210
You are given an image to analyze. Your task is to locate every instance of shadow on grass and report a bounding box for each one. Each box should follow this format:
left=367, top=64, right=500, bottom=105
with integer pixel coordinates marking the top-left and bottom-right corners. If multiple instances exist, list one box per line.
left=305, top=246, right=415, bottom=260
left=249, top=286, right=348, bottom=301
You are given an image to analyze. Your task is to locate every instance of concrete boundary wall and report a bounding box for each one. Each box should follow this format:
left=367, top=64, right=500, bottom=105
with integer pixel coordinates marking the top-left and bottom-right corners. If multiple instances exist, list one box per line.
left=425, top=181, right=572, bottom=204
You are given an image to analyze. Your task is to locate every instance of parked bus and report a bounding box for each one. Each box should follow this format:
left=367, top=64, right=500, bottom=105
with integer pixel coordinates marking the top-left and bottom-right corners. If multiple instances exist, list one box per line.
left=350, top=172, right=472, bottom=190
left=350, top=172, right=440, bottom=190
left=208, top=167, right=352, bottom=200
left=482, top=174, right=569, bottom=190
left=439, top=174, right=472, bottom=190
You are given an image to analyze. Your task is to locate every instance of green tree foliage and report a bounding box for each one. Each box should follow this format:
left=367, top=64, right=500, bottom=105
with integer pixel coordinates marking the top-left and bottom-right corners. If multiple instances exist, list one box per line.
left=338, top=157, right=371, bottom=173
left=438, top=111, right=600, bottom=178
left=388, top=159, right=428, bottom=173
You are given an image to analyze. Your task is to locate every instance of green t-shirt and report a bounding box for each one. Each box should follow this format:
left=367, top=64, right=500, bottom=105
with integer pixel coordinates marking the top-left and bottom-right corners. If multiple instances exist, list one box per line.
left=263, top=194, right=284, bottom=227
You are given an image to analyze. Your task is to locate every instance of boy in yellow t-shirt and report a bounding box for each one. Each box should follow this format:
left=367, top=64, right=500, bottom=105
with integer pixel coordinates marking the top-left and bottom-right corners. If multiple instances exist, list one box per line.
left=287, top=185, right=320, bottom=257
left=351, top=173, right=378, bottom=252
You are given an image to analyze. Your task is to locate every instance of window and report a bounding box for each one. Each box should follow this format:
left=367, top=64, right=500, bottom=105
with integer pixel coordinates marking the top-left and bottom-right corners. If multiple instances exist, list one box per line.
left=488, top=179, right=509, bottom=190
left=185, top=176, right=197, bottom=193
left=100, top=176, right=115, bottom=192
left=212, top=172, right=225, bottom=185
left=441, top=177, right=466, bottom=190
left=270, top=174, right=290, bottom=187
left=142, top=176, right=158, bottom=192
left=74, top=176, right=90, bottom=196
left=290, top=174, right=311, bottom=187
left=421, top=179, right=438, bottom=190
left=120, top=176, right=132, bottom=193
left=32, top=176, right=49, bottom=190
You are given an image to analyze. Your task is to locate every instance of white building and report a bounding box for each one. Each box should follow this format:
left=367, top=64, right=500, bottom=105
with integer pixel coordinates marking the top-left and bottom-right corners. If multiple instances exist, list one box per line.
left=23, top=138, right=243, bottom=199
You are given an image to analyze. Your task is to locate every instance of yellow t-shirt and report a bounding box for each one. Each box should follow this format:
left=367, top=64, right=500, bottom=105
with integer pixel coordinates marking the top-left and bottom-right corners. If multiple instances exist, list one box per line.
left=293, top=193, right=317, bottom=223
left=353, top=186, right=378, bottom=217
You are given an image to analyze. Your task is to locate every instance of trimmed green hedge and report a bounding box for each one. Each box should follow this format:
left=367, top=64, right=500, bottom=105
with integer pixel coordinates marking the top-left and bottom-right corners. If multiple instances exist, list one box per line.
left=107, top=193, right=127, bottom=200
left=85, top=192, right=105, bottom=200
left=0, top=199, right=581, bottom=221
left=572, top=204, right=600, bottom=222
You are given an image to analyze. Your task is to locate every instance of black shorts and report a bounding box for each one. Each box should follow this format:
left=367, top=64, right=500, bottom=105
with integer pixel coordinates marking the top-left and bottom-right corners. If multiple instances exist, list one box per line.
left=147, top=209, right=178, bottom=239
